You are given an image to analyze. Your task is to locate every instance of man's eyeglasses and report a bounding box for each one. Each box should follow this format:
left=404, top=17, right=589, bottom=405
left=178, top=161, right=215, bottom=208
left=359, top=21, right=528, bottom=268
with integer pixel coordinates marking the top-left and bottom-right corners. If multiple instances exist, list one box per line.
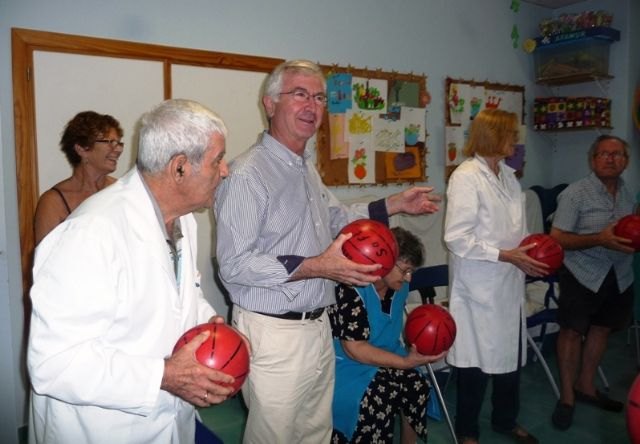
left=594, top=151, right=625, bottom=160
left=394, top=263, right=415, bottom=278
left=95, top=139, right=125, bottom=148
left=279, top=88, right=328, bottom=106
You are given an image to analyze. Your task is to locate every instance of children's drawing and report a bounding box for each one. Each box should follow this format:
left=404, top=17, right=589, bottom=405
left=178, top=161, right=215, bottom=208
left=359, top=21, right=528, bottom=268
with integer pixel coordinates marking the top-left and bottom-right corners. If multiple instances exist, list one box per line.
left=373, top=118, right=404, bottom=153
left=327, top=73, right=352, bottom=114
left=352, top=77, right=387, bottom=112
left=348, top=134, right=375, bottom=184
left=448, top=83, right=471, bottom=124
left=445, top=126, right=467, bottom=166
left=347, top=110, right=373, bottom=135
left=401, top=107, right=425, bottom=145
left=329, top=113, right=348, bottom=159
left=505, top=125, right=527, bottom=171
left=468, top=86, right=485, bottom=120
left=384, top=147, right=422, bottom=180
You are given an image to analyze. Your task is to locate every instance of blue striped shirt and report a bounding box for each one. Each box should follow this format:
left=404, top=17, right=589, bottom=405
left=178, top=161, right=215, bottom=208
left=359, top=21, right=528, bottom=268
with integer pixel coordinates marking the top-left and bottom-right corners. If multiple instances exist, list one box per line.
left=214, top=132, right=386, bottom=314
left=552, top=172, right=635, bottom=292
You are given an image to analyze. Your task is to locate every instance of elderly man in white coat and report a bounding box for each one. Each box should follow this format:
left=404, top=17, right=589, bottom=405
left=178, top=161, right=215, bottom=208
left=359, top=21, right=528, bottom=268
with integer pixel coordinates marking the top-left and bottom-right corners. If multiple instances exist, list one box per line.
left=28, top=99, right=234, bottom=444
left=444, top=109, right=547, bottom=444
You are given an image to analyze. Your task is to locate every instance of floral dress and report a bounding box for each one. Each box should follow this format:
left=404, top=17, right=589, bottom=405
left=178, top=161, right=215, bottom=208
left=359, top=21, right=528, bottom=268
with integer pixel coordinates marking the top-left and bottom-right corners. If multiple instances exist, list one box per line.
left=329, top=283, right=431, bottom=444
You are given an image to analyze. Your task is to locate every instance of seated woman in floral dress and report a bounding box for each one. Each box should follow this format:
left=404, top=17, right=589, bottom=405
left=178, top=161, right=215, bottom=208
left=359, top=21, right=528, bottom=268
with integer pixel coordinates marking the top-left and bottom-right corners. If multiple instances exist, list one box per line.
left=329, top=227, right=447, bottom=444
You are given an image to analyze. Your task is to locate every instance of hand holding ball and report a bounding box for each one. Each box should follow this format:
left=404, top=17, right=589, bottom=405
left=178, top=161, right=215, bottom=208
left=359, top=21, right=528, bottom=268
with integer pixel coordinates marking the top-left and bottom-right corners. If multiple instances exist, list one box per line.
left=405, top=304, right=456, bottom=355
left=173, top=323, right=249, bottom=396
left=519, top=233, right=564, bottom=274
left=340, top=219, right=399, bottom=277
left=614, top=214, right=640, bottom=251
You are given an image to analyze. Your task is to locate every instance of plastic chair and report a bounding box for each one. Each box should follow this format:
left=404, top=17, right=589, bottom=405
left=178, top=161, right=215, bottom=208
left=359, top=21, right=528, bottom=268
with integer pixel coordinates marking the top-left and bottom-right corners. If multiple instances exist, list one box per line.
left=407, top=264, right=457, bottom=444
left=529, top=184, right=568, bottom=233
left=528, top=184, right=610, bottom=392
left=525, top=274, right=561, bottom=399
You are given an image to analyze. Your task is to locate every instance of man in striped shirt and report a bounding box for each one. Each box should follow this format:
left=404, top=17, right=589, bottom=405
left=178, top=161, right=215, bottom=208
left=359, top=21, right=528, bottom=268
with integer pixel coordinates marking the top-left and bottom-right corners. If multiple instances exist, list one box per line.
left=214, top=59, right=440, bottom=444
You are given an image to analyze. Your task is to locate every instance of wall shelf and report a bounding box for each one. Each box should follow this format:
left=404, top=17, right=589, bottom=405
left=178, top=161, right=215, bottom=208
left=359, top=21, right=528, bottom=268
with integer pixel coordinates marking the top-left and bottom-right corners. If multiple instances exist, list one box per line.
left=536, top=73, right=613, bottom=87
left=534, top=125, right=612, bottom=133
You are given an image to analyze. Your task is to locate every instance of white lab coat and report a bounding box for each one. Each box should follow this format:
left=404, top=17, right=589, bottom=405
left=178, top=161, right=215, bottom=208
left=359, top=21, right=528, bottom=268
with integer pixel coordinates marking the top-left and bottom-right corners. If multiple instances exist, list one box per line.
left=28, top=168, right=216, bottom=444
left=444, top=156, right=527, bottom=373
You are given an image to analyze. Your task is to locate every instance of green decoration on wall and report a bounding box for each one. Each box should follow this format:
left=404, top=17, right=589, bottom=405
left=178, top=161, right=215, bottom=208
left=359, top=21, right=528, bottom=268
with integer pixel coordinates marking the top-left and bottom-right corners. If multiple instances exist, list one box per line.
left=511, top=25, right=520, bottom=48
left=510, top=0, right=521, bottom=12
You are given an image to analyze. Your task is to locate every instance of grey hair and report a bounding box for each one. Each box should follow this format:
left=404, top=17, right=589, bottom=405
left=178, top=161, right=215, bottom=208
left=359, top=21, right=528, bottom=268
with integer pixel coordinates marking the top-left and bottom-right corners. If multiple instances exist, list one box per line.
left=263, top=59, right=326, bottom=102
left=136, top=99, right=227, bottom=174
left=588, top=134, right=629, bottom=160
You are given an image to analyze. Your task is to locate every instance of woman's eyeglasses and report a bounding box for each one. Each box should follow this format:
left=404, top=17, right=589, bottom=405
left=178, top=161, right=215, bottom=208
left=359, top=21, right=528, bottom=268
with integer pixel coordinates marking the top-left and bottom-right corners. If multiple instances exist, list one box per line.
left=95, top=139, right=125, bottom=148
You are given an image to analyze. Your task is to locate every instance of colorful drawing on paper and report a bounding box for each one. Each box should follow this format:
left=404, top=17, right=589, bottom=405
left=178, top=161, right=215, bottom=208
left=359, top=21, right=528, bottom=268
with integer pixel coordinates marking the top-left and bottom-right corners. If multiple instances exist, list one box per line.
left=348, top=110, right=373, bottom=135
left=347, top=108, right=374, bottom=184
left=329, top=113, right=348, bottom=159
left=449, top=83, right=471, bottom=125
left=505, top=125, right=527, bottom=171
left=468, top=86, right=485, bottom=120
left=327, top=73, right=352, bottom=114
left=485, top=89, right=523, bottom=124
left=348, top=134, right=375, bottom=184
left=373, top=118, right=404, bottom=153
left=445, top=126, right=468, bottom=166
left=384, top=147, right=422, bottom=180
left=352, top=77, right=388, bottom=112
left=401, top=107, right=425, bottom=145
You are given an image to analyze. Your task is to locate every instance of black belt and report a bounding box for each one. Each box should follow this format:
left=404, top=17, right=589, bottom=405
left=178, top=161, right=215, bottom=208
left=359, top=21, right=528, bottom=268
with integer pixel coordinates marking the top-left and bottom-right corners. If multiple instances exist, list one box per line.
left=256, top=307, right=324, bottom=320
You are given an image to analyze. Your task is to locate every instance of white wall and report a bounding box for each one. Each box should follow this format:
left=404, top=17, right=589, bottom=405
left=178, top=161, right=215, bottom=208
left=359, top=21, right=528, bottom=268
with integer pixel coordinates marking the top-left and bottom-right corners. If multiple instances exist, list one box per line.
left=0, top=1, right=635, bottom=442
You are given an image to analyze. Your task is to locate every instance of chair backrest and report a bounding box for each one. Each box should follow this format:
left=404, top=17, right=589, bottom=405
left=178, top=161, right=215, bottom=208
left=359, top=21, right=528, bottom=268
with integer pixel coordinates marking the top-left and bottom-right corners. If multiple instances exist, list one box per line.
left=530, top=184, right=568, bottom=233
left=409, top=264, right=449, bottom=304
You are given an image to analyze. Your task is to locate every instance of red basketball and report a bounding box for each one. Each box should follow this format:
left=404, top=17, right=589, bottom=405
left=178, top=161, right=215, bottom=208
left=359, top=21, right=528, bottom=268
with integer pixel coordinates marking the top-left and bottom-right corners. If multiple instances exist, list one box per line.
left=627, top=374, right=640, bottom=444
left=614, top=214, right=640, bottom=251
left=340, top=219, right=399, bottom=277
left=404, top=304, right=457, bottom=355
left=519, top=233, right=564, bottom=274
left=173, top=323, right=249, bottom=396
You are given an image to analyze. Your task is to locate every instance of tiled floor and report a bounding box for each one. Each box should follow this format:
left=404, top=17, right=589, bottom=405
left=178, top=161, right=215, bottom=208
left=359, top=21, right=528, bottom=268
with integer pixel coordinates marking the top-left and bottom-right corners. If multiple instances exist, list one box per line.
left=200, top=328, right=640, bottom=443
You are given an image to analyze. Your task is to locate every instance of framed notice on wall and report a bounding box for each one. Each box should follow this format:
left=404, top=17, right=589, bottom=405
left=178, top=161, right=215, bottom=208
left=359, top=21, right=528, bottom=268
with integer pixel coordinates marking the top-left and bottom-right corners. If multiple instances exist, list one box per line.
left=316, top=65, right=430, bottom=186
left=444, top=77, right=525, bottom=180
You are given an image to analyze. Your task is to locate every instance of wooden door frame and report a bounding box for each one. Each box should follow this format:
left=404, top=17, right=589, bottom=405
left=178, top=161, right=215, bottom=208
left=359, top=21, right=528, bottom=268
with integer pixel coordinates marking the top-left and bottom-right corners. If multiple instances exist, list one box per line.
left=11, top=27, right=282, bottom=303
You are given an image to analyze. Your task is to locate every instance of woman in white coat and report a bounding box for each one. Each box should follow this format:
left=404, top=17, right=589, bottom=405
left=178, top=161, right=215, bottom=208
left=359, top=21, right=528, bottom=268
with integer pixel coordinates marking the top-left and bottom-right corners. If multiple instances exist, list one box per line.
left=444, top=109, right=547, bottom=444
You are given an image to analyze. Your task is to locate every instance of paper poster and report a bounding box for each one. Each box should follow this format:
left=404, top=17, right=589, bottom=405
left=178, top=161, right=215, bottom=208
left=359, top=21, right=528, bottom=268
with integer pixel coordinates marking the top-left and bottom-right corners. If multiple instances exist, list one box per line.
left=448, top=82, right=471, bottom=125
left=468, top=86, right=485, bottom=120
left=348, top=134, right=375, bottom=184
left=384, top=147, right=422, bottom=180
left=485, top=89, right=524, bottom=124
left=327, top=73, right=352, bottom=114
left=346, top=108, right=374, bottom=184
left=505, top=125, right=527, bottom=171
left=445, top=126, right=468, bottom=166
left=352, top=77, right=388, bottom=113
left=329, top=113, right=348, bottom=159
left=372, top=118, right=404, bottom=153
left=401, top=106, right=425, bottom=145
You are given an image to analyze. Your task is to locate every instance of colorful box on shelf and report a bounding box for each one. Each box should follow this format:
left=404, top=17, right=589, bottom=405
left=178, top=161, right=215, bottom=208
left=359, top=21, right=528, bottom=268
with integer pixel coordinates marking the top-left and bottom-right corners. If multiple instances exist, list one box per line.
left=534, top=27, right=620, bottom=83
left=533, top=97, right=611, bottom=131
left=535, top=27, right=620, bottom=47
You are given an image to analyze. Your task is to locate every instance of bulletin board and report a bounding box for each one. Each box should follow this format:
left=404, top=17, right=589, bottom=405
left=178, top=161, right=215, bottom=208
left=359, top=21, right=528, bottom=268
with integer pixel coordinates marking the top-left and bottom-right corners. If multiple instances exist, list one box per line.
left=316, top=65, right=429, bottom=186
left=444, top=77, right=525, bottom=180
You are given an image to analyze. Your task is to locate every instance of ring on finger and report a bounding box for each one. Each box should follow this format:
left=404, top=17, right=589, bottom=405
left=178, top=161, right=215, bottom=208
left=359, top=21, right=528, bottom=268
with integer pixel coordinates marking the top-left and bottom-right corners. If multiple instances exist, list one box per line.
left=204, top=391, right=208, bottom=401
